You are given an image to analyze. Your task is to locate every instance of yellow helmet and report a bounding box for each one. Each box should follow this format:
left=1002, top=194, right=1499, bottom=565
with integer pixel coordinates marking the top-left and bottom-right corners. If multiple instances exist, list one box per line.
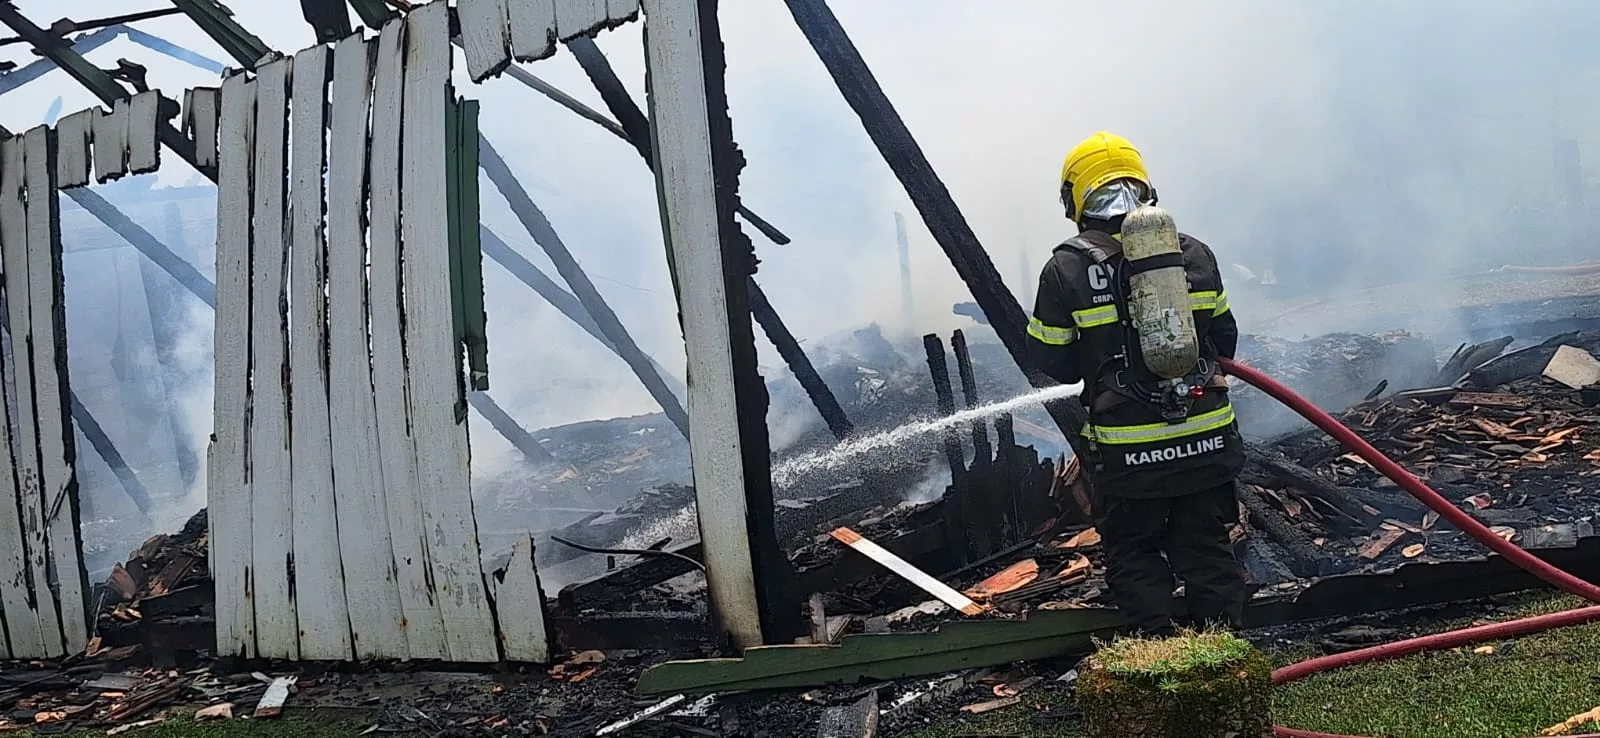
left=1059, top=131, right=1152, bottom=223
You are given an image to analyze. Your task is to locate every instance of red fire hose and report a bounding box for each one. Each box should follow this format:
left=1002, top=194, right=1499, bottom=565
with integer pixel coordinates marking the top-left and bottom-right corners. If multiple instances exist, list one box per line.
left=1218, top=358, right=1600, bottom=738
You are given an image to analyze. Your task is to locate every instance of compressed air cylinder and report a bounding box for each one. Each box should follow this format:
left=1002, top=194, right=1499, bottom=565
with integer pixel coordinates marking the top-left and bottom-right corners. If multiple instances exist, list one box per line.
left=1120, top=204, right=1200, bottom=379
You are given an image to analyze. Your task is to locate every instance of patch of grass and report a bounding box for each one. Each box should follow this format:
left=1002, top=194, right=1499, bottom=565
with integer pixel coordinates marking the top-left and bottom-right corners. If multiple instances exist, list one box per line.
left=1094, top=628, right=1255, bottom=680
left=1274, top=595, right=1600, bottom=738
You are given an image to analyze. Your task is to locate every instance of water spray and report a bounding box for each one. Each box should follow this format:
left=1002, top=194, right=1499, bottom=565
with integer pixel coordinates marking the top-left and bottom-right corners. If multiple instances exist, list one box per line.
left=770, top=383, right=1081, bottom=487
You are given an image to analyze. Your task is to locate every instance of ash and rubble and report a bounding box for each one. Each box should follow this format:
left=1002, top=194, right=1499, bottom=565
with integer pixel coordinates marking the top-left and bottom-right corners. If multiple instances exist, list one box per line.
left=11, top=317, right=1600, bottom=735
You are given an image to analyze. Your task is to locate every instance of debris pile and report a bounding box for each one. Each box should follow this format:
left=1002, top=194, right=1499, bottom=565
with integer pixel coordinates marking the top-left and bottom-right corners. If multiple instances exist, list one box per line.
left=1241, top=333, right=1600, bottom=580
left=95, top=509, right=212, bottom=662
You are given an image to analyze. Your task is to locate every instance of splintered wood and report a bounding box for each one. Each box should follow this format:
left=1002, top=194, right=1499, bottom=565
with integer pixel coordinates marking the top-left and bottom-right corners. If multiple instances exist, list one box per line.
left=457, top=0, right=642, bottom=81
left=1251, top=357, right=1600, bottom=568
left=209, top=10, right=524, bottom=663
left=0, top=127, right=90, bottom=659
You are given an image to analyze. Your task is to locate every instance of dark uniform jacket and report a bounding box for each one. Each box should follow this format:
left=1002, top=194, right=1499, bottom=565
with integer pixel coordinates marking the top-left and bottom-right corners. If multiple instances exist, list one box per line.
left=1027, top=229, right=1244, bottom=498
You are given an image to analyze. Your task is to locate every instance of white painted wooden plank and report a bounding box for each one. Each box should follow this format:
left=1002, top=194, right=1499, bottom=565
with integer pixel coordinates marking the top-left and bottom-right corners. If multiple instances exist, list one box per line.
left=400, top=2, right=499, bottom=663
left=53, top=110, right=94, bottom=188
left=641, top=0, right=764, bottom=649
left=125, top=90, right=161, bottom=174
left=0, top=135, right=43, bottom=660
left=184, top=87, right=221, bottom=170
left=368, top=18, right=448, bottom=661
left=506, top=0, right=557, bottom=61
left=491, top=536, right=549, bottom=662
left=458, top=0, right=512, bottom=83
left=554, top=0, right=609, bottom=40
left=211, top=72, right=258, bottom=659
left=248, top=57, right=299, bottom=661
left=829, top=528, right=985, bottom=615
left=326, top=32, right=408, bottom=661
left=23, top=126, right=90, bottom=655
left=607, top=0, right=641, bottom=23
left=5, top=132, right=67, bottom=658
left=286, top=44, right=353, bottom=662
left=92, top=99, right=129, bottom=183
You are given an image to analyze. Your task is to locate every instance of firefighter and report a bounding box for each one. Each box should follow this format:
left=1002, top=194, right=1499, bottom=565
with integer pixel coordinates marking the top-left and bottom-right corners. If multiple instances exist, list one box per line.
left=1026, top=131, right=1247, bottom=636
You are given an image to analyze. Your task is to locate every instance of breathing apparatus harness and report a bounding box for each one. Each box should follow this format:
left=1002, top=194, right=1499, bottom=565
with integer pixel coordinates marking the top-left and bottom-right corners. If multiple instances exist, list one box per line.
left=1061, top=235, right=1219, bottom=432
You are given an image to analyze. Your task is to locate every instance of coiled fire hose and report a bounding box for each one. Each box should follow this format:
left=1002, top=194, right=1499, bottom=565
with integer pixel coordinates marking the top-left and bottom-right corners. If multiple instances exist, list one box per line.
left=1217, top=358, right=1600, bottom=738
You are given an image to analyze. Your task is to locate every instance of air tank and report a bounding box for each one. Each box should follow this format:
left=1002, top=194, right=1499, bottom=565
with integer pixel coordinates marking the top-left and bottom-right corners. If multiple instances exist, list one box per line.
left=1120, top=204, right=1200, bottom=379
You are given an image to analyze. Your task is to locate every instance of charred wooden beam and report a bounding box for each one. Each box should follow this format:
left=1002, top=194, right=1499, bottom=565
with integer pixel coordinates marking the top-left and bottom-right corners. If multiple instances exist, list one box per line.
left=1237, top=484, right=1328, bottom=579
left=1241, top=441, right=1371, bottom=530
left=465, top=392, right=554, bottom=465
left=779, top=0, right=1090, bottom=454
left=479, top=134, right=691, bottom=438
left=550, top=609, right=713, bottom=654
left=689, top=0, right=795, bottom=643
left=478, top=225, right=687, bottom=402
left=565, top=34, right=853, bottom=441
left=150, top=203, right=201, bottom=490
left=493, top=36, right=789, bottom=246
left=0, top=283, right=151, bottom=516
left=922, top=334, right=965, bottom=477
left=748, top=278, right=853, bottom=439
left=642, top=0, right=796, bottom=647
left=951, top=329, right=990, bottom=462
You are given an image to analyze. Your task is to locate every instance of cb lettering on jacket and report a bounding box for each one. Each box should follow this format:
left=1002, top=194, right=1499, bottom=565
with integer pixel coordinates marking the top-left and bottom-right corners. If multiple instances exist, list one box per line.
left=1124, top=434, right=1226, bottom=466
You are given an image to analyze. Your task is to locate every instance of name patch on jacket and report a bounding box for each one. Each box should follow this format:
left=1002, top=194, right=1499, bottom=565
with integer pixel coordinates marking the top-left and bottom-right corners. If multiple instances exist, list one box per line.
left=1124, top=435, right=1226, bottom=466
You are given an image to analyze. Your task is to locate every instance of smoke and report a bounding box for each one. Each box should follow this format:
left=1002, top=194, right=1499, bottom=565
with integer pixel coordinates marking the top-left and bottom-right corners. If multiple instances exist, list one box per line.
left=5, top=1, right=1600, bottom=553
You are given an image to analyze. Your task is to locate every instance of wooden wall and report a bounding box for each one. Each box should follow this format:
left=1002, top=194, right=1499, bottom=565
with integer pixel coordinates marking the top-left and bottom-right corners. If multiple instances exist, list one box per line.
left=205, top=4, right=546, bottom=663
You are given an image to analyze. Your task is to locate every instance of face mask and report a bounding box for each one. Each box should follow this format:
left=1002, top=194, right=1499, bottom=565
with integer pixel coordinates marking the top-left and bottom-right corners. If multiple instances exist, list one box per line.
left=1081, top=179, right=1151, bottom=220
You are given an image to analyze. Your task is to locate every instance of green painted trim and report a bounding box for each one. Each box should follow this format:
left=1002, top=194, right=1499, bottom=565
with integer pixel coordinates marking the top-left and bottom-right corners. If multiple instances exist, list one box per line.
left=168, top=0, right=272, bottom=69
left=445, top=93, right=489, bottom=392
left=457, top=99, right=489, bottom=391
left=635, top=608, right=1127, bottom=695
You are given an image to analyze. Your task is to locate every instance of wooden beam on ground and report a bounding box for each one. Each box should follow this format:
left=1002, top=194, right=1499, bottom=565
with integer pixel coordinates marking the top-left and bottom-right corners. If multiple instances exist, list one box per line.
left=636, top=608, right=1126, bottom=695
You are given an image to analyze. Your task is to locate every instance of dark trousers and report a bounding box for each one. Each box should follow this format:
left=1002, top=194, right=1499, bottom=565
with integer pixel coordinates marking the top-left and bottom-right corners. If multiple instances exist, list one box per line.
left=1095, top=481, right=1246, bottom=635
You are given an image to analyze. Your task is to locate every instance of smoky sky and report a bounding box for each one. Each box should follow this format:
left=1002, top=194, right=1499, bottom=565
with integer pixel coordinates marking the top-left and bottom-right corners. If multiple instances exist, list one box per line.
left=3, top=0, right=1600, bottom=479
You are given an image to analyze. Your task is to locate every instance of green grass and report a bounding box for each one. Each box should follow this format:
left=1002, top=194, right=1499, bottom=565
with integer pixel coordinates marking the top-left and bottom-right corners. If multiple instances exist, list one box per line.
left=1273, top=595, right=1600, bottom=738
left=904, top=595, right=1600, bottom=738
left=1095, top=628, right=1255, bottom=682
